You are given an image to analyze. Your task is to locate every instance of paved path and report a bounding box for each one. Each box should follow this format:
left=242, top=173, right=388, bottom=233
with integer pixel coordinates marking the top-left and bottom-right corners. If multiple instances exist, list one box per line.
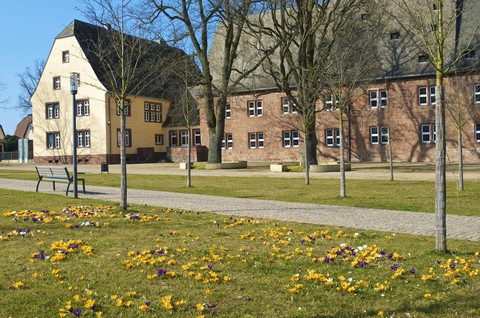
left=1, top=178, right=479, bottom=242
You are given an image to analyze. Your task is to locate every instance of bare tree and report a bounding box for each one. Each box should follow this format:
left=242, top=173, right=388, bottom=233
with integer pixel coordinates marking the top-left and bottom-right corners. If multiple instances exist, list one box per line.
left=168, top=56, right=201, bottom=187
left=390, top=0, right=480, bottom=251
left=17, top=59, right=45, bottom=113
left=81, top=0, right=181, bottom=209
left=446, top=72, right=480, bottom=191
left=255, top=0, right=368, bottom=185
left=320, top=18, right=379, bottom=197
left=141, top=0, right=269, bottom=164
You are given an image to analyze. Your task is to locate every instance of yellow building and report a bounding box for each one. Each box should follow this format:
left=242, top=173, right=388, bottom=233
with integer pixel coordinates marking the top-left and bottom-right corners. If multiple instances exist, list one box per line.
left=31, top=20, right=200, bottom=164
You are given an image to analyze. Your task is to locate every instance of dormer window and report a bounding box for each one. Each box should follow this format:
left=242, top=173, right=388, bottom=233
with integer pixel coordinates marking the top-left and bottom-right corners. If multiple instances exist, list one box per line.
left=62, top=51, right=70, bottom=63
left=418, top=55, right=428, bottom=63
left=390, top=32, right=400, bottom=40
left=465, top=50, right=476, bottom=59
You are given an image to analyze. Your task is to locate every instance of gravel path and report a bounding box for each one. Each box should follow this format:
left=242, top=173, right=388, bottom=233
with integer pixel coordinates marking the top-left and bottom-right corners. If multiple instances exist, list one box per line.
left=1, top=177, right=479, bottom=242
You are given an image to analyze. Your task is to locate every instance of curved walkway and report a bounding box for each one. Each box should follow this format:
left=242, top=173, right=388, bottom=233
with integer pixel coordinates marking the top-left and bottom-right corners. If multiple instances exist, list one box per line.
left=1, top=177, right=479, bottom=242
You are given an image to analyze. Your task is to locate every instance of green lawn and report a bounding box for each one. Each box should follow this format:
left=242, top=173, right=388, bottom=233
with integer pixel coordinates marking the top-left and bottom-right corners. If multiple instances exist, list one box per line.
left=0, top=189, right=479, bottom=317
left=1, top=169, right=479, bottom=216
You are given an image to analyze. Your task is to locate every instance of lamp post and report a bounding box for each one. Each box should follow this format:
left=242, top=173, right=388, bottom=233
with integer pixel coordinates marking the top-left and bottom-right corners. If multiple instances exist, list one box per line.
left=70, top=72, right=79, bottom=198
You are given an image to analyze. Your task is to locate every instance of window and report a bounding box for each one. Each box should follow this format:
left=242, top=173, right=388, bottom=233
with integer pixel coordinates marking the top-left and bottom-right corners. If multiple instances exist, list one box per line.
left=380, top=126, right=389, bottom=144
left=47, top=132, right=60, bottom=149
left=155, top=134, right=164, bottom=145
left=283, top=130, right=300, bottom=147
left=46, top=103, right=60, bottom=119
left=464, top=50, right=476, bottom=59
left=193, top=129, right=201, bottom=146
left=76, top=100, right=90, bottom=116
left=180, top=130, right=189, bottom=146
left=225, top=103, right=231, bottom=119
left=325, top=129, right=340, bottom=147
left=116, top=100, right=130, bottom=116
left=421, top=124, right=436, bottom=143
left=282, top=97, right=297, bottom=114
left=325, top=94, right=339, bottom=111
left=53, top=77, right=61, bottom=90
left=369, top=91, right=378, bottom=108
left=248, top=132, right=264, bottom=148
left=380, top=90, right=388, bottom=108
left=418, top=55, right=428, bottom=63
left=222, top=133, right=233, bottom=149
left=117, top=129, right=131, bottom=147
left=418, top=87, right=428, bottom=105
left=475, top=124, right=480, bottom=142
left=370, top=127, right=379, bottom=144
left=169, top=130, right=178, bottom=147
left=474, top=84, right=480, bottom=103
left=247, top=100, right=263, bottom=117
left=62, top=51, right=69, bottom=63
left=390, top=32, right=400, bottom=40
left=419, top=86, right=435, bottom=105
left=429, top=86, right=436, bottom=105
left=77, top=130, right=90, bottom=148
left=144, top=102, right=162, bottom=122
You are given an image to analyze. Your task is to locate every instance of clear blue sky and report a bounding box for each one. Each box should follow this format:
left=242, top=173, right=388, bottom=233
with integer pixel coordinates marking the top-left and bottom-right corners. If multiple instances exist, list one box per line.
left=0, top=1, right=84, bottom=135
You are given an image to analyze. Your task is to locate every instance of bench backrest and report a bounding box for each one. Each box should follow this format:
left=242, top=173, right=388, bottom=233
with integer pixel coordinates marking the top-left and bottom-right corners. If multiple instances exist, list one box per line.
left=36, top=166, right=71, bottom=179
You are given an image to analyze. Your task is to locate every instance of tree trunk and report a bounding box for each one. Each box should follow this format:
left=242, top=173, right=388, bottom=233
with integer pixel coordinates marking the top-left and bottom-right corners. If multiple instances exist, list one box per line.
left=120, top=105, right=127, bottom=210
left=458, top=131, right=463, bottom=191
left=187, top=128, right=192, bottom=187
left=339, top=116, right=346, bottom=197
left=304, top=131, right=310, bottom=185
left=389, top=136, right=394, bottom=181
left=435, top=83, right=447, bottom=252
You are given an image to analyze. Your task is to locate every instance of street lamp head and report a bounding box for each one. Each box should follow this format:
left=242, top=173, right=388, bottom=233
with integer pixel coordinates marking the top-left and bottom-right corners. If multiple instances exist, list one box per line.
left=70, top=72, right=79, bottom=94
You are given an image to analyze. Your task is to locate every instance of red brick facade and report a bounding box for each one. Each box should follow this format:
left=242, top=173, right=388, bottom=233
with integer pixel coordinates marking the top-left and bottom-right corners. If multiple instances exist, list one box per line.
left=198, top=73, right=480, bottom=163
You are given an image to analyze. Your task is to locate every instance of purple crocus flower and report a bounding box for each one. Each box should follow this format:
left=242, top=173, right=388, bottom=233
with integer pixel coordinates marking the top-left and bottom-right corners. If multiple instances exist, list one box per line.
left=145, top=301, right=151, bottom=306
left=410, top=269, right=416, bottom=274
left=74, top=310, right=82, bottom=316
left=208, top=265, right=213, bottom=269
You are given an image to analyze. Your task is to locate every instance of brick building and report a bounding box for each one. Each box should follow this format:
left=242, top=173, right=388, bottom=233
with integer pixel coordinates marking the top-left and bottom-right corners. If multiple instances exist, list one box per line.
left=197, top=1, right=480, bottom=163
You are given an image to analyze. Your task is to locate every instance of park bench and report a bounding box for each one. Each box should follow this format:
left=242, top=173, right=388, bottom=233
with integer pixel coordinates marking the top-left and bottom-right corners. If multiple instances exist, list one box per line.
left=35, top=166, right=85, bottom=196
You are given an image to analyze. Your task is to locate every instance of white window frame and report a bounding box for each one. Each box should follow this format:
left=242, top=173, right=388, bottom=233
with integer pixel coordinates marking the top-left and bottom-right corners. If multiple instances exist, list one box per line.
left=370, top=127, right=379, bottom=144
left=282, top=98, right=290, bottom=114
left=292, top=130, right=299, bottom=147
left=432, top=124, right=436, bottom=143
left=325, top=129, right=334, bottom=147
left=77, top=130, right=90, bottom=148
left=419, top=87, right=428, bottom=105
left=55, top=133, right=61, bottom=149
left=421, top=124, right=431, bottom=143
left=54, top=77, right=61, bottom=90
left=256, top=101, right=263, bottom=116
left=77, top=101, right=83, bottom=116
left=257, top=132, right=264, bottom=148
left=430, top=86, right=436, bottom=105
left=225, top=103, right=231, bottom=119
left=155, top=134, right=163, bottom=145
left=248, top=132, right=256, bottom=148
left=380, top=90, right=388, bottom=108
left=180, top=130, right=189, bottom=147
left=369, top=91, right=378, bottom=108
left=170, top=130, right=178, bottom=147
left=145, top=111, right=150, bottom=121
left=475, top=123, right=480, bottom=142
left=85, top=131, right=90, bottom=147
left=283, top=131, right=291, bottom=147
left=47, top=104, right=53, bottom=119
left=380, top=126, right=389, bottom=144
left=474, top=85, right=480, bottom=104
left=226, top=133, right=233, bottom=149
left=248, top=101, right=255, bottom=117
left=77, top=131, right=84, bottom=148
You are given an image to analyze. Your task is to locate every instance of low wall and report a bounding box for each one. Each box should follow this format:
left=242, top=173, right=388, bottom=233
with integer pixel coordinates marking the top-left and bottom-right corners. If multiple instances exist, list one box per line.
left=205, top=161, right=247, bottom=170
left=310, top=163, right=351, bottom=172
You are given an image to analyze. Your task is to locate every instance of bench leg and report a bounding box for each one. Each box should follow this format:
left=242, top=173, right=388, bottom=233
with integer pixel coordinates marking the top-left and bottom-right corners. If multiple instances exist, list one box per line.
left=66, top=181, right=71, bottom=196
left=82, top=180, right=85, bottom=193
left=52, top=181, right=56, bottom=191
left=36, top=179, right=41, bottom=192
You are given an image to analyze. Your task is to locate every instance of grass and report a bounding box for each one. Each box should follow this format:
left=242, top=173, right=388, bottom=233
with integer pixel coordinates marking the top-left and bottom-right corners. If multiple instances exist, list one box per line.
left=1, top=169, right=480, bottom=216
left=0, top=188, right=479, bottom=317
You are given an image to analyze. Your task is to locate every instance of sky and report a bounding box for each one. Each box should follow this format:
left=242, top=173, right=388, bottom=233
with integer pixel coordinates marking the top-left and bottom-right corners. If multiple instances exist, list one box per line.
left=0, top=1, right=84, bottom=135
